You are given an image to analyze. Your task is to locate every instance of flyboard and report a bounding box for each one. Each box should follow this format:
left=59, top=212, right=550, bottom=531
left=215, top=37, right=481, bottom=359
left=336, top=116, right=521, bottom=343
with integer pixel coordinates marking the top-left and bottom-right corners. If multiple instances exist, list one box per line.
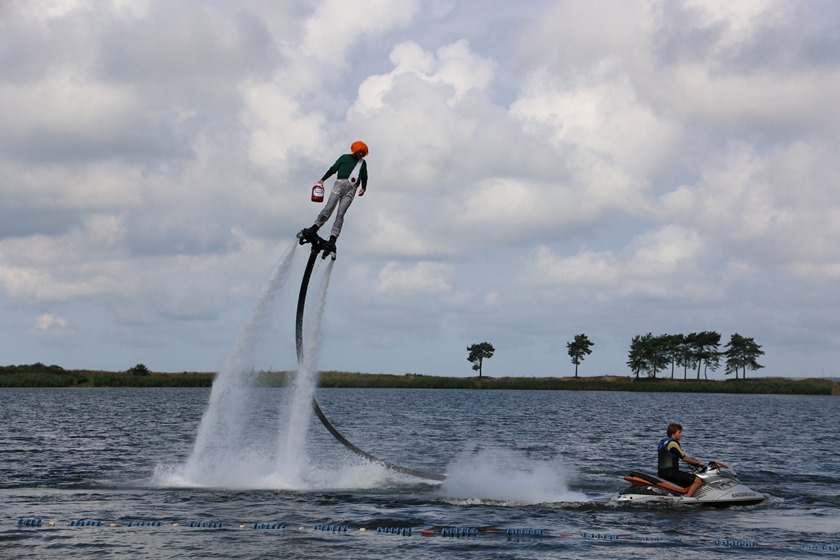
left=295, top=229, right=445, bottom=481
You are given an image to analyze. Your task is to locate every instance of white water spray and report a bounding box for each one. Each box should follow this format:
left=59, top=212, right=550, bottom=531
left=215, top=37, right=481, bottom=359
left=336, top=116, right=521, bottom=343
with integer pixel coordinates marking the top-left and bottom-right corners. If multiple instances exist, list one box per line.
left=442, top=448, right=588, bottom=503
left=178, top=242, right=298, bottom=486
left=156, top=243, right=349, bottom=490
left=277, top=258, right=335, bottom=484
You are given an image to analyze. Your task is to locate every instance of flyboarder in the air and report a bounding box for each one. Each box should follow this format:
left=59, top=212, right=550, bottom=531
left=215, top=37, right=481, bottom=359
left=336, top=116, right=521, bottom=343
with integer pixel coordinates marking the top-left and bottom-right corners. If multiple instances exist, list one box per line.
left=297, top=140, right=369, bottom=259
left=292, top=141, right=445, bottom=481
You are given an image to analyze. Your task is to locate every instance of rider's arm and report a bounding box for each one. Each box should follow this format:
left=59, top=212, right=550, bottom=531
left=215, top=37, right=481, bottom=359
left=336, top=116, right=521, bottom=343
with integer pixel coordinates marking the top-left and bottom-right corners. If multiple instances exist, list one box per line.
left=683, top=455, right=705, bottom=468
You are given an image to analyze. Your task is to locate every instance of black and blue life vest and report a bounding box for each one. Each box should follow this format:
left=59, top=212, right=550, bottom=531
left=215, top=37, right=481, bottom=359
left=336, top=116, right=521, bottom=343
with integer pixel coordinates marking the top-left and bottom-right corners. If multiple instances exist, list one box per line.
left=657, top=437, right=681, bottom=470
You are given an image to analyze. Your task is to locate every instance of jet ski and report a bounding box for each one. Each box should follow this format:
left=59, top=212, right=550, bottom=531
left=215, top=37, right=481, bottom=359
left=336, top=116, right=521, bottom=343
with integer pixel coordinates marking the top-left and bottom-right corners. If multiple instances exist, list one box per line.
left=616, top=461, right=765, bottom=507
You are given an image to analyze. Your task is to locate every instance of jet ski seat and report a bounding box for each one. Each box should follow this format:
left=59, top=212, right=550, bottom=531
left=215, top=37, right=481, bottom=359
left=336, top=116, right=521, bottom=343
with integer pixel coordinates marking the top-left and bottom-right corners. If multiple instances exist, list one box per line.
left=625, top=471, right=688, bottom=494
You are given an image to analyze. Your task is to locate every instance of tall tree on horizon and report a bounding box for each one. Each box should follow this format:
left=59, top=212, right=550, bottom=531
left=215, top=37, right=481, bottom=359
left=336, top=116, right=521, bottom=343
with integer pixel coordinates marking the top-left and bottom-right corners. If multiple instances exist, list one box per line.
left=627, top=335, right=647, bottom=379
left=664, top=334, right=685, bottom=379
left=725, top=333, right=765, bottom=379
left=467, top=342, right=495, bottom=378
left=627, top=333, right=677, bottom=378
left=567, top=333, right=594, bottom=378
left=690, top=331, right=722, bottom=380
left=678, top=333, right=697, bottom=380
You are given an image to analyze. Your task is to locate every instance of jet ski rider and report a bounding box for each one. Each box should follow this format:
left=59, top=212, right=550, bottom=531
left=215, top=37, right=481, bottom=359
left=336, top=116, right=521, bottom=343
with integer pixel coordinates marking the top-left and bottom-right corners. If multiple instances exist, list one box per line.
left=658, top=423, right=706, bottom=497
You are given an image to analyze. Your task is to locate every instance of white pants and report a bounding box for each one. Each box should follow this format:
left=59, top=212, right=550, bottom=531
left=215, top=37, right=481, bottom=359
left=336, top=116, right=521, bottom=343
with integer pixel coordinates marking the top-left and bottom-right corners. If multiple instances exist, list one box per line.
left=314, top=179, right=357, bottom=238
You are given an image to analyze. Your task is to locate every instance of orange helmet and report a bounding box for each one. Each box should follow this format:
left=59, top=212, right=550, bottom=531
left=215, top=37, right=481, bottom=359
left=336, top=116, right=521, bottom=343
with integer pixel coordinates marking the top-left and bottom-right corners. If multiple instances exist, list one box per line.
left=350, top=141, right=369, bottom=156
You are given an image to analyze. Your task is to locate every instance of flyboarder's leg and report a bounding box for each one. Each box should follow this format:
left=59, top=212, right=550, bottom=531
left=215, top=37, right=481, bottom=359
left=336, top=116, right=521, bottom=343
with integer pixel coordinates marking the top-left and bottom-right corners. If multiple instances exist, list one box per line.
left=329, top=181, right=358, bottom=241
left=299, top=182, right=341, bottom=243
left=309, top=182, right=341, bottom=232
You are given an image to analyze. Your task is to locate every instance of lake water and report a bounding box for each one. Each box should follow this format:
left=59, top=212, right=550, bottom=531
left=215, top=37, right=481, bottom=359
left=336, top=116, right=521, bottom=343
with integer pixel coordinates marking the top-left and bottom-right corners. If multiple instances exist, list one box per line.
left=1, top=387, right=838, bottom=559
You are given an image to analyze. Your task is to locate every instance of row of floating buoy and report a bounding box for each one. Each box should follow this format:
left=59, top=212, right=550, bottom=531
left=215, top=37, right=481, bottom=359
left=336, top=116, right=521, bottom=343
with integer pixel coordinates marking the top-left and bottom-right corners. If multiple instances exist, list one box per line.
left=507, top=528, right=546, bottom=536
left=714, top=539, right=758, bottom=547
left=313, top=524, right=347, bottom=533
left=69, top=520, right=103, bottom=527
left=440, top=527, right=479, bottom=537
left=580, top=531, right=620, bottom=540
left=801, top=544, right=840, bottom=552
left=377, top=526, right=412, bottom=536
left=14, top=518, right=839, bottom=551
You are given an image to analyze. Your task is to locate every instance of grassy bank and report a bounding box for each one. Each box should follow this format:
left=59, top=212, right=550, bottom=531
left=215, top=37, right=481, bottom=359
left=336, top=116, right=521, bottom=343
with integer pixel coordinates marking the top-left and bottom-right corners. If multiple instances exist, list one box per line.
left=0, top=364, right=213, bottom=388
left=2, top=364, right=836, bottom=395
left=316, top=372, right=838, bottom=395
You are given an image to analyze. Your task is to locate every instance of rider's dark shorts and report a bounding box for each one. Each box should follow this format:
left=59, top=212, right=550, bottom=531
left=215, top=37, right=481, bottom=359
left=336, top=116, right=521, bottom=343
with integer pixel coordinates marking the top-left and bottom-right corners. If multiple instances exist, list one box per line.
left=658, top=468, right=697, bottom=488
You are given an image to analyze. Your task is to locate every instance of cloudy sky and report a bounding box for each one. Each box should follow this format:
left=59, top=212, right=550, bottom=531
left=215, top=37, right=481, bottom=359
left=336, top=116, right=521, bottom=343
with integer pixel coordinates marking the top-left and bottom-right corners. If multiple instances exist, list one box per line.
left=2, top=0, right=838, bottom=378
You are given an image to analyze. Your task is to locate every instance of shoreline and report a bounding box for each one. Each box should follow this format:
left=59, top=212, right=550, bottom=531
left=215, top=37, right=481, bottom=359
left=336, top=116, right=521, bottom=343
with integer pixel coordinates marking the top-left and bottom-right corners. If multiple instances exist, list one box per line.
left=1, top=365, right=837, bottom=395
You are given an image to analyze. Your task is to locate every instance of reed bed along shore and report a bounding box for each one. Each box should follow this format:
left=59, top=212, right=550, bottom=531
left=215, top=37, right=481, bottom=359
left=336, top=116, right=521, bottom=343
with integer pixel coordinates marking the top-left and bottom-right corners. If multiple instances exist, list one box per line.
left=2, top=364, right=836, bottom=394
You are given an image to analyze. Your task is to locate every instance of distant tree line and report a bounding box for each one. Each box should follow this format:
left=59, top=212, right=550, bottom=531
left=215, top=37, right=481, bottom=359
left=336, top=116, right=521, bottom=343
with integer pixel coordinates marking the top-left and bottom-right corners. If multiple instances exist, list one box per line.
left=560, top=331, right=763, bottom=380
left=471, top=331, right=764, bottom=380
left=626, top=331, right=764, bottom=380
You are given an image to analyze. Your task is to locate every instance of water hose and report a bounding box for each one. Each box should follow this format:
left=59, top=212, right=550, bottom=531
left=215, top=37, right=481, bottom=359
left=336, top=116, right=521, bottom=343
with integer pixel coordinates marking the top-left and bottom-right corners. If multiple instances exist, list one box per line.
left=295, top=244, right=445, bottom=481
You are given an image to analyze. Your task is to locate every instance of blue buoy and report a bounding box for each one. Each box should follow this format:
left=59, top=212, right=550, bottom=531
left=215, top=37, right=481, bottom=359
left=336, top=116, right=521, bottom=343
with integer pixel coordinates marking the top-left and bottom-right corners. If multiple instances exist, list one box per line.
left=253, top=523, right=286, bottom=530
left=441, top=527, right=478, bottom=537
left=189, top=521, right=223, bottom=528
left=506, top=528, right=545, bottom=536
left=581, top=532, right=619, bottom=540
left=715, top=539, right=758, bottom=548
left=376, top=526, right=411, bottom=536
left=639, top=536, right=679, bottom=543
left=801, top=544, right=840, bottom=552
left=18, top=518, right=42, bottom=527
left=314, top=524, right=347, bottom=533
left=69, top=520, right=102, bottom=527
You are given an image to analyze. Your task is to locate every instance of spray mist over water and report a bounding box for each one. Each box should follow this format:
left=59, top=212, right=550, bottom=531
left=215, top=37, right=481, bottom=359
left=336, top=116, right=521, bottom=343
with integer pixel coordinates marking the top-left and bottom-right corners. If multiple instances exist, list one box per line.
left=441, top=449, right=588, bottom=503
left=171, top=243, right=300, bottom=487
left=276, top=258, right=335, bottom=485
left=156, top=246, right=581, bottom=494
left=154, top=245, right=356, bottom=490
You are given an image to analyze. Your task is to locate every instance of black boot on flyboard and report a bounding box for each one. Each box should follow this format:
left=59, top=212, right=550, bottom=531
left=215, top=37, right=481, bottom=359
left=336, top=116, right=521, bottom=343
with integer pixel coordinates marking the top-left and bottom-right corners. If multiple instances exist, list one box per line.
left=296, top=226, right=337, bottom=261
left=324, top=235, right=337, bottom=260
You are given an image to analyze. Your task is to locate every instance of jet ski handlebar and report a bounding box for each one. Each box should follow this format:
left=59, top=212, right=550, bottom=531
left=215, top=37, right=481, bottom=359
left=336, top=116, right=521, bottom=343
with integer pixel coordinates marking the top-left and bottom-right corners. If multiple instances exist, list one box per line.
left=691, top=460, right=729, bottom=473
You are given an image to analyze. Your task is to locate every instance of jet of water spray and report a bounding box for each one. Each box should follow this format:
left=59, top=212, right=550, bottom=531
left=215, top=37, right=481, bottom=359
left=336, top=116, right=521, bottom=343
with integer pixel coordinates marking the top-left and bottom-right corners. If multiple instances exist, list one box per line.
left=278, top=258, right=335, bottom=483
left=183, top=242, right=298, bottom=484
